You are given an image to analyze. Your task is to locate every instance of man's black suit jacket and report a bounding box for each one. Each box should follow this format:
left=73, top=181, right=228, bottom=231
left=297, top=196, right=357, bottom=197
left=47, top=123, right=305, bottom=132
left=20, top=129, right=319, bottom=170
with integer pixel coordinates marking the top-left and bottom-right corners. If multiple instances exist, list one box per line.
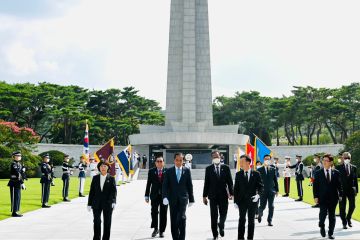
left=162, top=166, right=194, bottom=205
left=88, top=174, right=117, bottom=210
left=203, top=164, right=233, bottom=199
left=234, top=169, right=264, bottom=204
left=313, top=168, right=343, bottom=205
left=336, top=164, right=358, bottom=196
left=257, top=166, right=279, bottom=193
left=145, top=167, right=167, bottom=201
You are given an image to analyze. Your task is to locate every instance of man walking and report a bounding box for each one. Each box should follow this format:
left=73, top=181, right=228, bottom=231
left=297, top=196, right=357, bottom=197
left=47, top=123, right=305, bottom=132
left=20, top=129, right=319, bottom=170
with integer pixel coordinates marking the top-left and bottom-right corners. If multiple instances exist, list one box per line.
left=313, top=154, right=343, bottom=239
left=203, top=151, right=233, bottom=239
left=145, top=156, right=168, bottom=238
left=336, top=152, right=358, bottom=229
left=162, top=152, right=194, bottom=240
left=234, top=155, right=264, bottom=240
left=257, top=155, right=279, bottom=226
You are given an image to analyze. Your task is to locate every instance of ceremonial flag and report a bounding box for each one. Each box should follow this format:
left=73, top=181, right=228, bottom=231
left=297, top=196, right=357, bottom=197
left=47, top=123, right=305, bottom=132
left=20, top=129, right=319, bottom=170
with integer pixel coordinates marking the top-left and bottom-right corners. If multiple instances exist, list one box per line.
left=236, top=147, right=245, bottom=172
left=82, top=120, right=90, bottom=162
left=254, top=136, right=272, bottom=165
left=245, top=142, right=255, bottom=169
left=94, top=138, right=116, bottom=176
left=116, top=145, right=131, bottom=179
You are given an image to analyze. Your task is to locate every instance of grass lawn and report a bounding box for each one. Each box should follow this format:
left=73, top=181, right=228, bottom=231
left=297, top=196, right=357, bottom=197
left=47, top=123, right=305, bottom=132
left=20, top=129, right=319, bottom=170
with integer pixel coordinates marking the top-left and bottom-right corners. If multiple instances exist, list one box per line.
left=0, top=177, right=91, bottom=221
left=278, top=178, right=360, bottom=222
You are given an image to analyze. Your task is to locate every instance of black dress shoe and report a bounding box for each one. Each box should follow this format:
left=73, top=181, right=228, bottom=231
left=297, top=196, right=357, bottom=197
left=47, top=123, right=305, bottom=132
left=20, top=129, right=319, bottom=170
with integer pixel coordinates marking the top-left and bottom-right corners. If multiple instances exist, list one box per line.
left=320, top=227, right=326, bottom=237
left=258, top=215, right=262, bottom=223
left=282, top=194, right=289, bottom=197
left=312, top=204, right=320, bottom=208
left=79, top=194, right=86, bottom=197
left=328, top=235, right=335, bottom=239
left=159, top=232, right=164, bottom=238
left=295, top=198, right=303, bottom=201
left=151, top=229, right=158, bottom=238
left=218, top=223, right=224, bottom=237
left=347, top=219, right=352, bottom=227
left=42, top=204, right=51, bottom=208
left=12, top=213, right=23, bottom=217
left=268, top=222, right=273, bottom=226
left=63, top=198, right=71, bottom=202
left=343, top=224, right=348, bottom=229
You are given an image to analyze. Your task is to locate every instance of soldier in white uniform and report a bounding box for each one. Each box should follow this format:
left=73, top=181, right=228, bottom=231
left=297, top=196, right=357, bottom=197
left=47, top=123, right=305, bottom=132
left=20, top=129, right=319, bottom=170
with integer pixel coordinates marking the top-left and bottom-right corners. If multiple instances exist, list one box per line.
left=282, top=156, right=292, bottom=197
left=115, top=161, right=122, bottom=186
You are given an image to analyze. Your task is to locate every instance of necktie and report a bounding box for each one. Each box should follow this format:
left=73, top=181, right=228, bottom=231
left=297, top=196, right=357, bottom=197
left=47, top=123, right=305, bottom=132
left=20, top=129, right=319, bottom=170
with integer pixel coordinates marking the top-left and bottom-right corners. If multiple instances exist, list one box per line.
left=266, top=167, right=268, bottom=175
left=176, top=168, right=181, bottom=182
left=245, top=171, right=249, bottom=182
left=216, top=165, right=220, bottom=177
left=158, top=169, right=162, bottom=181
left=346, top=165, right=350, bottom=176
left=326, top=170, right=330, bottom=183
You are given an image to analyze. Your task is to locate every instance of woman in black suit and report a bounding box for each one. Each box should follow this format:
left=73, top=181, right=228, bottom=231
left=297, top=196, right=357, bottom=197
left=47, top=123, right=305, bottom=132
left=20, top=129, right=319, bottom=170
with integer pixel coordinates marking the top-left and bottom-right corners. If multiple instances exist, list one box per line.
left=87, top=161, right=117, bottom=240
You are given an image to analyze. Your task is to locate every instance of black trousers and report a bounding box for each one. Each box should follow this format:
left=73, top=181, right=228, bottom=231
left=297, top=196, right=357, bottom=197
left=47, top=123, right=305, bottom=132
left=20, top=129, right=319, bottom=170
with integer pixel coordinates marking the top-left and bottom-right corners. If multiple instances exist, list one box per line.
left=238, top=201, right=257, bottom=240
left=339, top=192, right=356, bottom=224
left=93, top=207, right=113, bottom=240
left=296, top=179, right=303, bottom=197
left=41, top=182, right=51, bottom=204
left=62, top=177, right=70, bottom=198
left=284, top=177, right=291, bottom=194
left=258, top=191, right=275, bottom=223
left=319, top=203, right=337, bottom=236
left=209, top=197, right=228, bottom=238
left=169, top=200, right=187, bottom=240
left=10, top=186, right=21, bottom=213
left=151, top=195, right=168, bottom=233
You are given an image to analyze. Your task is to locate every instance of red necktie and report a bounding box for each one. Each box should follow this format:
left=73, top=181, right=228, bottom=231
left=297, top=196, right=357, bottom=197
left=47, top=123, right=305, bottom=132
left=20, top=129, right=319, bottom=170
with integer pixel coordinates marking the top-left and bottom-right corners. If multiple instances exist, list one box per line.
left=158, top=169, right=162, bottom=181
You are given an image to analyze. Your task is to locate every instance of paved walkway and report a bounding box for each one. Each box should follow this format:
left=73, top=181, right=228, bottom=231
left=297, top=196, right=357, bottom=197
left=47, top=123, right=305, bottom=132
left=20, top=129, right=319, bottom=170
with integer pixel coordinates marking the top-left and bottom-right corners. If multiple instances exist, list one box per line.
left=0, top=180, right=359, bottom=239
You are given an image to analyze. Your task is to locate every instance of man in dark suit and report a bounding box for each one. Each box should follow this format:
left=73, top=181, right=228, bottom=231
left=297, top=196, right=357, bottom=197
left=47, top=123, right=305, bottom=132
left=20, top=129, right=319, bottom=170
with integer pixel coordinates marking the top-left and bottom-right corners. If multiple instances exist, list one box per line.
left=88, top=161, right=117, bottom=240
left=145, top=156, right=168, bottom=238
left=234, top=155, right=264, bottom=240
left=257, top=155, right=279, bottom=226
left=203, top=151, right=233, bottom=239
left=313, top=154, right=343, bottom=240
left=162, top=152, right=194, bottom=240
left=336, top=152, right=358, bottom=229
left=289, top=154, right=304, bottom=201
left=311, top=154, right=322, bottom=208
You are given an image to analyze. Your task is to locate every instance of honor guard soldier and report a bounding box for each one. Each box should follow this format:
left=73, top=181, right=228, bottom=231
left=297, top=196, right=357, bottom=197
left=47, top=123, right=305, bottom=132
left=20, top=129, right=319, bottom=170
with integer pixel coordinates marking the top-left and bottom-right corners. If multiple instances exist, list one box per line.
left=289, top=154, right=304, bottom=201
left=78, top=156, right=87, bottom=197
left=282, top=156, right=292, bottom=197
left=50, top=161, right=56, bottom=186
left=62, top=154, right=73, bottom=201
left=7, top=151, right=27, bottom=217
left=40, top=154, right=52, bottom=208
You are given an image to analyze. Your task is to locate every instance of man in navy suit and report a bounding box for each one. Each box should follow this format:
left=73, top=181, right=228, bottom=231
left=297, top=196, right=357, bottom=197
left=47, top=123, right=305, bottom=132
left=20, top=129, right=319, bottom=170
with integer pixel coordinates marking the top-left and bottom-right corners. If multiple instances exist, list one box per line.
left=162, top=152, right=194, bottom=240
left=313, top=154, right=343, bottom=240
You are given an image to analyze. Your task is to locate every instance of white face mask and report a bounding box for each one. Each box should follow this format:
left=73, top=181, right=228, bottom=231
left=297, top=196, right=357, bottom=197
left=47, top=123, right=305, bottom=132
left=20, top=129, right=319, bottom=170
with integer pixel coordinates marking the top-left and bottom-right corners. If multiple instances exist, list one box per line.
left=256, top=166, right=261, bottom=169
left=344, top=159, right=350, bottom=164
left=212, top=158, right=220, bottom=164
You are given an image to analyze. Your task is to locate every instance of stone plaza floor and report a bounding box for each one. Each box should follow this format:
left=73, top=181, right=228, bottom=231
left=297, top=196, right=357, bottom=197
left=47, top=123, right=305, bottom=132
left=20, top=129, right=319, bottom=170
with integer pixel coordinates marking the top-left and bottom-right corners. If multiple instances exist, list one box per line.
left=0, top=180, right=359, bottom=240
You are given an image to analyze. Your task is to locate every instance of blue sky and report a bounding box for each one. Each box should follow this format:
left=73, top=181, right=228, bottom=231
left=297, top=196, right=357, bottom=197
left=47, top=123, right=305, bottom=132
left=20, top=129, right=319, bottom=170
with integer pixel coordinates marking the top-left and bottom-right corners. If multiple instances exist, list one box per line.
left=1, top=0, right=360, bottom=107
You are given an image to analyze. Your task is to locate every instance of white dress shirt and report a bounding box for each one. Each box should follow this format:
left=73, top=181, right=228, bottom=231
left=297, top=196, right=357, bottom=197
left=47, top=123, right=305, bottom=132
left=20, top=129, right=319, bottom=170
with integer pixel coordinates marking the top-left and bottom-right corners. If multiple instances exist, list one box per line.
left=100, top=174, right=107, bottom=191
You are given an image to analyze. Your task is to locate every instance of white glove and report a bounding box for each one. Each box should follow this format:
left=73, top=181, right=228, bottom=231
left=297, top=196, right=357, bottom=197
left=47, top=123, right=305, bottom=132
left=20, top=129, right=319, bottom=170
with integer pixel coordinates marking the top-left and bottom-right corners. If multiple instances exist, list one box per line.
left=21, top=184, right=26, bottom=190
left=112, top=203, right=116, bottom=209
left=188, top=202, right=194, bottom=207
left=163, top=198, right=169, bottom=206
left=251, top=194, right=260, bottom=202
left=145, top=196, right=149, bottom=203
left=339, top=197, right=342, bottom=202
left=234, top=203, right=239, bottom=209
left=87, top=206, right=92, bottom=212
left=22, top=167, right=26, bottom=172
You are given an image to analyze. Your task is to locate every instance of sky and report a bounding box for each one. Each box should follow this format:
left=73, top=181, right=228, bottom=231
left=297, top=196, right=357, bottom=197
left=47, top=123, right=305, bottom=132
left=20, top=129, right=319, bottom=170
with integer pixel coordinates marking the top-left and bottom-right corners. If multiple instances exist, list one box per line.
left=1, top=0, right=360, bottom=108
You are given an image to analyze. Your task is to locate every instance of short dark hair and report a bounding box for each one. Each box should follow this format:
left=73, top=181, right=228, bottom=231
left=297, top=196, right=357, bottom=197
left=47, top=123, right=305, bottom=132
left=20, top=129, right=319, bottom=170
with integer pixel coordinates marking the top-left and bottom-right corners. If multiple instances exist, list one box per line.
left=240, top=154, right=252, bottom=163
left=211, top=151, right=220, bottom=156
left=97, top=161, right=110, bottom=171
left=263, top=154, right=271, bottom=159
left=323, top=154, right=334, bottom=162
left=155, top=156, right=164, bottom=161
left=174, top=152, right=183, bottom=160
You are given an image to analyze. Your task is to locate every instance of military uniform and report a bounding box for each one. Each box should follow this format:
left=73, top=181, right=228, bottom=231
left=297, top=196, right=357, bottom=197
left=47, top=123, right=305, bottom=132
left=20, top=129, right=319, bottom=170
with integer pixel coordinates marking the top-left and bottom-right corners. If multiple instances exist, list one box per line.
left=7, top=151, right=26, bottom=217
left=289, top=155, right=304, bottom=201
left=62, top=155, right=73, bottom=201
left=40, top=154, right=52, bottom=208
left=78, top=160, right=87, bottom=197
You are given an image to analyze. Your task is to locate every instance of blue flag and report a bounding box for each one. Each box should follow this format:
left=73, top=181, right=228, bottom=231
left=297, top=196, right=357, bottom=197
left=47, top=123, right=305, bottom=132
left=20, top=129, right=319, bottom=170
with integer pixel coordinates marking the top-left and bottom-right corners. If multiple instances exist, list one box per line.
left=116, top=145, right=131, bottom=178
left=255, top=137, right=272, bottom=163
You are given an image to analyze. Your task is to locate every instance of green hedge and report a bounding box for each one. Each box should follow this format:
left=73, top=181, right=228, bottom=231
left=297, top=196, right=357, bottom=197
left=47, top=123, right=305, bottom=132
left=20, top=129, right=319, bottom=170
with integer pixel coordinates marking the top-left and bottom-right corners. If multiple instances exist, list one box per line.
left=39, top=150, right=66, bottom=166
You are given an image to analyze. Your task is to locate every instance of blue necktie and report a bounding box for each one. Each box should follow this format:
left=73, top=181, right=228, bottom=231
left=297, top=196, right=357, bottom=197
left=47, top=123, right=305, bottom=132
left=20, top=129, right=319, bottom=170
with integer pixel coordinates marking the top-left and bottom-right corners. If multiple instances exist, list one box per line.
left=176, top=168, right=181, bottom=182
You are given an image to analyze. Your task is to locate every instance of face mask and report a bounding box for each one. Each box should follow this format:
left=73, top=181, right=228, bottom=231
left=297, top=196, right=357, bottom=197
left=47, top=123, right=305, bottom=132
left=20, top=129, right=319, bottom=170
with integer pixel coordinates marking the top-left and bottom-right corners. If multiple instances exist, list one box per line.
left=264, top=160, right=269, bottom=166
left=344, top=159, right=350, bottom=164
left=313, top=159, right=317, bottom=163
left=256, top=166, right=261, bottom=169
left=213, top=158, right=220, bottom=164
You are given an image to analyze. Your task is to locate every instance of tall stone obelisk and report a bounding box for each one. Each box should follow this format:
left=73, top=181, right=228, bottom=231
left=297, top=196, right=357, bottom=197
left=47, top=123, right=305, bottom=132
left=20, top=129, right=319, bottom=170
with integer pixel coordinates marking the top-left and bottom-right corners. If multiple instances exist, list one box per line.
left=165, top=0, right=213, bottom=130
